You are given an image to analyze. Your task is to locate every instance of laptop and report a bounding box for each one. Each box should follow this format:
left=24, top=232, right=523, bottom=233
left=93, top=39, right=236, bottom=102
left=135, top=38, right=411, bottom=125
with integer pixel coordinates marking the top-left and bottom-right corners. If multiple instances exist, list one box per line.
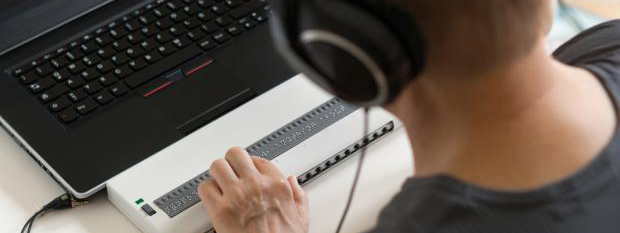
left=0, top=0, right=296, bottom=199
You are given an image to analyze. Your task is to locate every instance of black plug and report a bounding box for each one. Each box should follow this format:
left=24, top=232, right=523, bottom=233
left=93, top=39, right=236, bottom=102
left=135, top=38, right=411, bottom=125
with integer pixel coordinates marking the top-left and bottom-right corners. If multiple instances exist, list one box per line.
left=43, top=194, right=89, bottom=211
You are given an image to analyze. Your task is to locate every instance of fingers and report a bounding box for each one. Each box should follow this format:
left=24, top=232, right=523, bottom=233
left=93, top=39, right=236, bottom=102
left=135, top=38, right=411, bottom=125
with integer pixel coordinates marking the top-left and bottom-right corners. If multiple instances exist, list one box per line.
left=225, top=147, right=259, bottom=178
left=288, top=176, right=309, bottom=213
left=251, top=156, right=285, bottom=178
left=198, top=179, right=222, bottom=208
left=209, top=158, right=239, bottom=192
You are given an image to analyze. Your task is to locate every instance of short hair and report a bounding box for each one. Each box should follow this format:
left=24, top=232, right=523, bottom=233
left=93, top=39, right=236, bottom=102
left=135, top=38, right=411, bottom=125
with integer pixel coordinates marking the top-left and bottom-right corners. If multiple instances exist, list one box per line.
left=393, top=0, right=550, bottom=75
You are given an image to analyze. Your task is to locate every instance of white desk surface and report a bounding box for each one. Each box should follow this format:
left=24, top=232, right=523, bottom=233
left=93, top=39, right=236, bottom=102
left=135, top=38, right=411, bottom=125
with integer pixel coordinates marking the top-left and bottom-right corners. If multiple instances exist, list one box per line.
left=0, top=122, right=414, bottom=233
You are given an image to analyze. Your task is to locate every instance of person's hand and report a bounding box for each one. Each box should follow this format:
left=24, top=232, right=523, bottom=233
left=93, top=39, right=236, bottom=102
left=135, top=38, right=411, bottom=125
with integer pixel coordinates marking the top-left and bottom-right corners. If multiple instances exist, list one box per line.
left=198, top=147, right=309, bottom=233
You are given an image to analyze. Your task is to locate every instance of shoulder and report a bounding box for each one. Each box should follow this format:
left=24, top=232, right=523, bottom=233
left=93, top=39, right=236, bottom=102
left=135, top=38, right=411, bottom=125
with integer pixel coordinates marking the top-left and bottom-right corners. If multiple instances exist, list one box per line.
left=553, top=20, right=620, bottom=66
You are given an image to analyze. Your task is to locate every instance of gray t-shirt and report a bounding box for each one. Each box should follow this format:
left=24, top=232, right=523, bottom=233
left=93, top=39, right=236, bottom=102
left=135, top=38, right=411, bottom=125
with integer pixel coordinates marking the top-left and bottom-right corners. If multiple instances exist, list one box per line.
left=366, top=20, right=620, bottom=233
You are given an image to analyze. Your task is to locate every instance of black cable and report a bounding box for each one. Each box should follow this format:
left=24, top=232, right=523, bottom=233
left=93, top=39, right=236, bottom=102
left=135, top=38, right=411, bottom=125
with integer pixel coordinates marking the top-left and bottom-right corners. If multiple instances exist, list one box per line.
left=335, top=107, right=370, bottom=233
left=559, top=0, right=586, bottom=32
left=20, top=193, right=89, bottom=233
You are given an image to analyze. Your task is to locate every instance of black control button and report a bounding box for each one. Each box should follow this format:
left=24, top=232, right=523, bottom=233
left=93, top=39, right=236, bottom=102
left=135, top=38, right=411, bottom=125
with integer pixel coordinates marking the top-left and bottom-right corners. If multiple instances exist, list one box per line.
left=141, top=204, right=157, bottom=216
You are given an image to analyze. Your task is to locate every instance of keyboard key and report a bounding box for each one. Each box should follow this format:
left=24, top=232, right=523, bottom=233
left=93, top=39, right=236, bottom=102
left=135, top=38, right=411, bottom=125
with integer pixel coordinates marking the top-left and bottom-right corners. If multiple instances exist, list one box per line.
left=95, top=34, right=114, bottom=46
left=187, top=29, right=206, bottom=41
left=139, top=12, right=157, bottom=25
left=19, top=72, right=38, bottom=84
left=156, top=18, right=175, bottom=29
left=197, top=0, right=216, bottom=8
left=125, top=19, right=142, bottom=32
left=155, top=31, right=173, bottom=43
left=82, top=54, right=100, bottom=67
left=127, top=32, right=146, bottom=44
left=153, top=6, right=172, bottom=18
left=125, top=44, right=201, bottom=88
left=183, top=4, right=201, bottom=15
left=183, top=17, right=202, bottom=29
left=96, top=61, right=115, bottom=74
left=49, top=96, right=71, bottom=112
left=80, top=40, right=99, bottom=54
left=81, top=68, right=99, bottom=81
left=112, top=39, right=131, bottom=51
left=67, top=62, right=87, bottom=74
left=197, top=11, right=216, bottom=22
left=52, top=69, right=71, bottom=82
left=58, top=108, right=79, bottom=123
left=167, top=0, right=183, bottom=10
left=212, top=31, right=231, bottom=43
left=66, top=77, right=86, bottom=89
left=13, top=64, right=33, bottom=77
left=140, top=39, right=158, bottom=51
left=211, top=4, right=229, bottom=15
left=97, top=46, right=116, bottom=59
left=172, top=36, right=192, bottom=48
left=109, top=83, right=130, bottom=97
left=225, top=0, right=243, bottom=8
left=127, top=47, right=146, bottom=59
left=201, top=22, right=219, bottom=34
left=226, top=24, right=244, bottom=36
left=169, top=12, right=188, bottom=23
left=98, top=74, right=118, bottom=86
left=67, top=89, right=88, bottom=102
left=130, top=57, right=149, bottom=70
left=230, top=0, right=266, bottom=19
left=141, top=24, right=160, bottom=37
left=75, top=98, right=98, bottom=115
left=111, top=53, right=130, bottom=66
left=94, top=91, right=115, bottom=105
left=109, top=27, right=129, bottom=39
left=83, top=81, right=103, bottom=94
left=198, top=38, right=216, bottom=50
left=158, top=43, right=176, bottom=56
left=50, top=57, right=69, bottom=68
left=29, top=77, right=55, bottom=93
left=36, top=63, right=54, bottom=76
left=66, top=48, right=85, bottom=61
left=215, top=16, right=233, bottom=26
left=40, top=84, right=68, bottom=103
left=169, top=25, right=188, bottom=36
left=113, top=65, right=133, bottom=79
left=251, top=11, right=267, bottom=22
left=144, top=51, right=163, bottom=63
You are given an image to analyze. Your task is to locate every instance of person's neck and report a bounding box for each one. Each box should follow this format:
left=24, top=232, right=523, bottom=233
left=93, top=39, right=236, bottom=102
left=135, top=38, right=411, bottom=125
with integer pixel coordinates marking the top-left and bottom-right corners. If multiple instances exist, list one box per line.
left=393, top=41, right=617, bottom=190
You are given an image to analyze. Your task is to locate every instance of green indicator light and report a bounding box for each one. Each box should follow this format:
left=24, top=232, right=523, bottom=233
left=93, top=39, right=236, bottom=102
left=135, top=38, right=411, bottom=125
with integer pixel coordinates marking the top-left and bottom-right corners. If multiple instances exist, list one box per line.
left=135, top=198, right=144, bottom=205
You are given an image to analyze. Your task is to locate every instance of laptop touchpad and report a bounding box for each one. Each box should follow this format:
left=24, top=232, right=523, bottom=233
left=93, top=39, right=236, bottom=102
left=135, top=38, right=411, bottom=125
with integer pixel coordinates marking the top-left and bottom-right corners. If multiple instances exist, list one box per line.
left=142, top=56, right=256, bottom=135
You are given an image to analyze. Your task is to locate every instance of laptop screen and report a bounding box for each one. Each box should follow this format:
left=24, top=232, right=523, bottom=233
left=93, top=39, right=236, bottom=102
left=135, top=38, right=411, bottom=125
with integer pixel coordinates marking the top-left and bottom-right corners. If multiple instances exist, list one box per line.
left=0, top=0, right=114, bottom=55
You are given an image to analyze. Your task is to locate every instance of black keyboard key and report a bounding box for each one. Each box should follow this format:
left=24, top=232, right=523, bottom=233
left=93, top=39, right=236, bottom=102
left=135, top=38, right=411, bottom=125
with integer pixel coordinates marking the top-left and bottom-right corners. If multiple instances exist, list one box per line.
left=125, top=44, right=201, bottom=88
left=156, top=18, right=175, bottom=29
left=111, top=53, right=130, bottom=65
left=19, top=72, right=38, bottom=84
left=99, top=74, right=118, bottom=86
left=97, top=46, right=116, bottom=59
left=153, top=6, right=172, bottom=18
left=211, top=4, right=229, bottom=15
left=183, top=4, right=201, bottom=15
left=110, top=27, right=129, bottom=39
left=40, top=84, right=69, bottom=103
left=49, top=96, right=71, bottom=112
left=172, top=36, right=192, bottom=48
left=187, top=28, right=206, bottom=41
left=183, top=17, right=202, bottom=29
left=156, top=31, right=174, bottom=43
left=239, top=17, right=258, bottom=29
left=109, top=83, right=130, bottom=97
left=94, top=91, right=115, bottom=105
left=201, top=22, right=219, bottom=34
left=127, top=32, right=146, bottom=44
left=125, top=19, right=142, bottom=32
left=81, top=68, right=99, bottom=81
left=113, top=65, right=133, bottom=79
left=96, top=61, right=115, bottom=74
left=144, top=51, right=163, bottom=63
left=169, top=25, right=188, bottom=36
left=67, top=89, right=88, bottom=102
left=83, top=81, right=103, bottom=94
left=158, top=43, right=177, bottom=56
left=68, top=62, right=87, bottom=74
left=141, top=24, right=160, bottom=37
left=95, top=34, right=114, bottom=46
left=127, top=47, right=146, bottom=59
left=167, top=0, right=184, bottom=10
left=80, top=40, right=99, bottom=54
left=52, top=69, right=71, bottom=82
left=140, top=38, right=158, bottom=51
left=113, top=39, right=131, bottom=51
left=66, top=48, right=85, bottom=61
left=230, top=0, right=266, bottom=19
left=75, top=98, right=98, bottom=115
left=129, top=58, right=148, bottom=71
left=50, top=57, right=69, bottom=68
left=82, top=54, right=100, bottom=67
left=225, top=0, right=243, bottom=8
left=169, top=11, right=188, bottom=23
left=198, top=38, right=216, bottom=50
left=197, top=0, right=216, bottom=8
left=197, top=11, right=216, bottom=22
left=139, top=12, right=158, bottom=25
left=67, top=77, right=86, bottom=89
left=226, top=24, right=244, bottom=36
left=251, top=11, right=267, bottom=22
left=36, top=63, right=54, bottom=76
left=58, top=109, right=79, bottom=123
left=13, top=64, right=34, bottom=77
left=29, top=77, right=55, bottom=93
left=212, top=31, right=231, bottom=43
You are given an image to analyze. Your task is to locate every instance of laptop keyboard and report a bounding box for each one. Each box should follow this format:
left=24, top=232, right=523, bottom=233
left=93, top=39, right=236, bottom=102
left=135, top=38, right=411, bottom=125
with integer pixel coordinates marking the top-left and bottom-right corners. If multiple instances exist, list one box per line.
left=10, top=0, right=270, bottom=124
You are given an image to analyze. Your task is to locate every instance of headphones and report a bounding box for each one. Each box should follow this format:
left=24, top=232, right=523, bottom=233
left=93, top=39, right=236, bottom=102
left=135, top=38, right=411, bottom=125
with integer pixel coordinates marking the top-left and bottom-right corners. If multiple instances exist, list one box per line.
left=270, top=0, right=427, bottom=106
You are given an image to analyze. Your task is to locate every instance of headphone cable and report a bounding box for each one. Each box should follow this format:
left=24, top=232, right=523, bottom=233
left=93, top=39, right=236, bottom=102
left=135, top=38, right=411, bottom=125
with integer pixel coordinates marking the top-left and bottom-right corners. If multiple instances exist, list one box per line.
left=335, top=107, right=370, bottom=233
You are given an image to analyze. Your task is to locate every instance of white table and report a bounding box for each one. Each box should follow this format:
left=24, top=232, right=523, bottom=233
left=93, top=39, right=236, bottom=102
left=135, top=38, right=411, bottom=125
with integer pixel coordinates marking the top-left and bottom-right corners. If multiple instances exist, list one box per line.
left=0, top=123, right=414, bottom=233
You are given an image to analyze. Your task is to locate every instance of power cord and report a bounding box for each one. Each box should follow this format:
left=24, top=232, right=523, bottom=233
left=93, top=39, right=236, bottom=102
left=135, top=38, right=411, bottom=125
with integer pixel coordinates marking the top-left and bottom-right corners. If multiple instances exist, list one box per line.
left=21, top=193, right=89, bottom=233
left=335, top=107, right=370, bottom=233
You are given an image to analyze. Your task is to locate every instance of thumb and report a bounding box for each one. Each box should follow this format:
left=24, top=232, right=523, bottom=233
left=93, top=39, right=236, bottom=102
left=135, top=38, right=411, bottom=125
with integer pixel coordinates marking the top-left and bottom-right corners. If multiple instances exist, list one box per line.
left=288, top=176, right=309, bottom=214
